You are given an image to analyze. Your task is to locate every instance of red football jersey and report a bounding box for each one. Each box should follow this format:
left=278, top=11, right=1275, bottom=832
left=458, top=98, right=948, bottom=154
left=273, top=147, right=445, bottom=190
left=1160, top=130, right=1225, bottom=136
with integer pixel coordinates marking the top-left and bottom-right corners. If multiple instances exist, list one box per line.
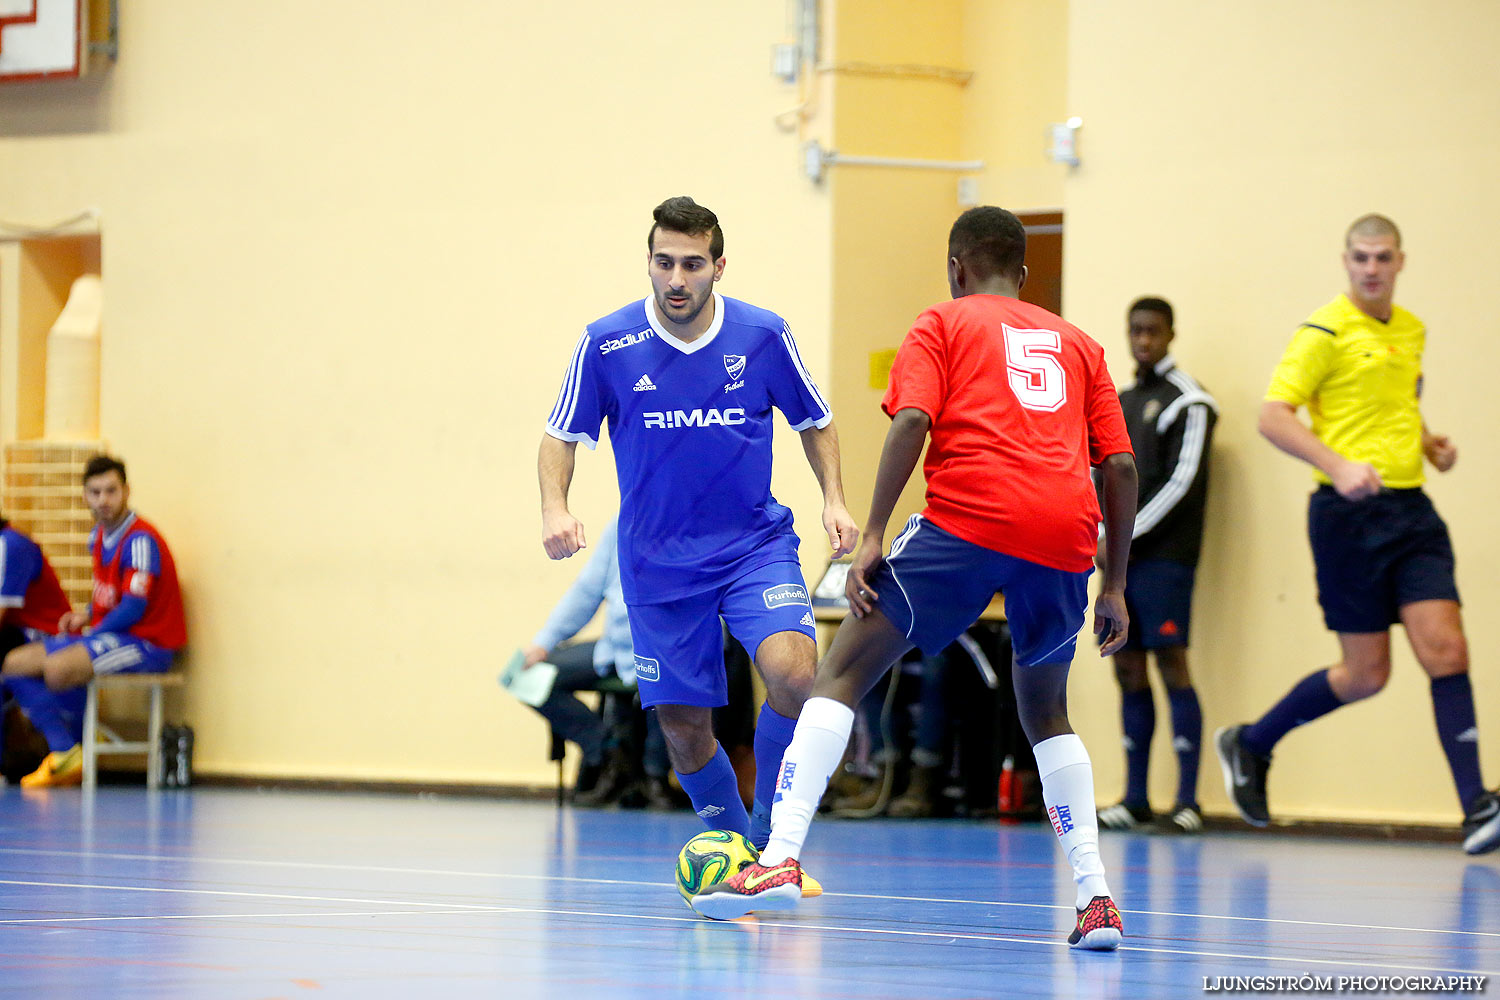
left=882, top=294, right=1132, bottom=572
left=0, top=527, right=73, bottom=633
left=90, top=513, right=187, bottom=650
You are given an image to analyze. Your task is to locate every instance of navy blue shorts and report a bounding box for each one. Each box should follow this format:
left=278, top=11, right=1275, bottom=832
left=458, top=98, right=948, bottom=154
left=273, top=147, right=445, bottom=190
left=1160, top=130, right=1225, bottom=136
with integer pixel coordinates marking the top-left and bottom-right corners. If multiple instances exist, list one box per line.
left=1118, top=559, right=1196, bottom=651
left=627, top=560, right=816, bottom=708
left=1308, top=485, right=1460, bottom=633
left=870, top=515, right=1090, bottom=666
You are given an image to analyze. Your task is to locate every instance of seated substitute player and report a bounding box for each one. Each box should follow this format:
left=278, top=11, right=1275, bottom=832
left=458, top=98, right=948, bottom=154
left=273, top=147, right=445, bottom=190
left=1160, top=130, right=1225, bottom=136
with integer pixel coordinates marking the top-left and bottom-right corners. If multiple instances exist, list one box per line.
left=1216, top=214, right=1499, bottom=854
left=1097, top=296, right=1217, bottom=834
left=538, top=197, right=858, bottom=875
left=2, top=455, right=186, bottom=787
left=521, top=513, right=650, bottom=806
left=695, top=206, right=1138, bottom=951
left=0, top=515, right=76, bottom=784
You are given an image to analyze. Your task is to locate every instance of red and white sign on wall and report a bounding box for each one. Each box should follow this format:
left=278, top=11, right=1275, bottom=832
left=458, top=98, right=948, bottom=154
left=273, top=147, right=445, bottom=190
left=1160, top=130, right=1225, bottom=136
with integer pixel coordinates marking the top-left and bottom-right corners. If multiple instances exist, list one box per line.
left=0, top=0, right=92, bottom=83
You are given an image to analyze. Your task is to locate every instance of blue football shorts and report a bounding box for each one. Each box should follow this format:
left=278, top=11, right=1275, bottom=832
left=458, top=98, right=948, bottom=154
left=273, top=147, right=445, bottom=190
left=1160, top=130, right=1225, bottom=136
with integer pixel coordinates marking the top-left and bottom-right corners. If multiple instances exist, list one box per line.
left=1308, top=485, right=1460, bottom=632
left=627, top=560, right=817, bottom=708
left=1116, top=558, right=1196, bottom=651
left=44, top=632, right=174, bottom=676
left=869, top=514, right=1091, bottom=667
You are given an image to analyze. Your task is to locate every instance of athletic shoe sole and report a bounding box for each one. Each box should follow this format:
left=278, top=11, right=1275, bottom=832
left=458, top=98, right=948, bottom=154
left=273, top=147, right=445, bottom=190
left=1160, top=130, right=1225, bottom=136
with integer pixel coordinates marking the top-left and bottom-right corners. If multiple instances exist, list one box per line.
left=1070, top=926, right=1122, bottom=951
left=692, top=882, right=802, bottom=921
left=1213, top=726, right=1269, bottom=828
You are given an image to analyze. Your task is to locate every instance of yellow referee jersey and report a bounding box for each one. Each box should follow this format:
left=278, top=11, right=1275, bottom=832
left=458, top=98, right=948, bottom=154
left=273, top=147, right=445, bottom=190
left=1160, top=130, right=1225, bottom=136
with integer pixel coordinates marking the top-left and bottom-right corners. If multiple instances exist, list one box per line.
left=1265, top=294, right=1425, bottom=488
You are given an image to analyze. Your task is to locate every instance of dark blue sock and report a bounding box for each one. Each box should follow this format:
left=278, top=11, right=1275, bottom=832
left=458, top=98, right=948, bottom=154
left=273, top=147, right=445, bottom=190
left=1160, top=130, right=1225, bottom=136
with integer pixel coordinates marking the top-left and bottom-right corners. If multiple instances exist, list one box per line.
left=1120, top=688, right=1155, bottom=807
left=5, top=676, right=85, bottom=752
left=749, top=703, right=798, bottom=850
left=1242, top=670, right=1342, bottom=758
left=1431, top=674, right=1484, bottom=810
left=1167, top=685, right=1203, bottom=807
left=675, top=744, right=750, bottom=837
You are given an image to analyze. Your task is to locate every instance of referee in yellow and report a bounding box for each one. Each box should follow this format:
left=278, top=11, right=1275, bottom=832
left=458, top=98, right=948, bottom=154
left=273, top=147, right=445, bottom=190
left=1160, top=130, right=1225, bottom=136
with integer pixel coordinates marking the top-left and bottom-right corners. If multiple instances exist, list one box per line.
left=1216, top=214, right=1499, bottom=855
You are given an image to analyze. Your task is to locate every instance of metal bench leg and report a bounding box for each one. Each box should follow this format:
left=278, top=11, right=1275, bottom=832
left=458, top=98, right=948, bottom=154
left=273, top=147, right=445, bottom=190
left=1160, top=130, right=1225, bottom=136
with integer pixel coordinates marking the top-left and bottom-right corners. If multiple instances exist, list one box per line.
left=146, top=683, right=164, bottom=790
left=83, top=681, right=99, bottom=791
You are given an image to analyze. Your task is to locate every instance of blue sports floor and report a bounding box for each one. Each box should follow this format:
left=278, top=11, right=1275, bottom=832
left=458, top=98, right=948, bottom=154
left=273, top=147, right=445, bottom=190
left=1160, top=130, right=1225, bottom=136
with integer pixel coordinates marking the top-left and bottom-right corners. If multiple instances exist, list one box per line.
left=0, top=787, right=1495, bottom=998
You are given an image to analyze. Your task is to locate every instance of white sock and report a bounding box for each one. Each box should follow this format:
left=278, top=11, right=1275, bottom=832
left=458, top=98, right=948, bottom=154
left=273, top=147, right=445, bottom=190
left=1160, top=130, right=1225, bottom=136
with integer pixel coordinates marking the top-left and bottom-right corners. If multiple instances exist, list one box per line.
left=1033, top=733, right=1111, bottom=910
left=757, top=697, right=855, bottom=867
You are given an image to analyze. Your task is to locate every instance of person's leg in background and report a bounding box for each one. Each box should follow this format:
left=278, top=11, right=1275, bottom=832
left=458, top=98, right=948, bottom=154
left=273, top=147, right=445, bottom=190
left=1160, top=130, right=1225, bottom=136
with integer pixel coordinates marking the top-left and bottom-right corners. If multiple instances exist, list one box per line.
left=1140, top=560, right=1204, bottom=832
left=832, top=653, right=920, bottom=814
left=1154, top=644, right=1204, bottom=832
left=528, top=641, right=614, bottom=803
left=889, top=645, right=955, bottom=818
left=1099, top=646, right=1153, bottom=830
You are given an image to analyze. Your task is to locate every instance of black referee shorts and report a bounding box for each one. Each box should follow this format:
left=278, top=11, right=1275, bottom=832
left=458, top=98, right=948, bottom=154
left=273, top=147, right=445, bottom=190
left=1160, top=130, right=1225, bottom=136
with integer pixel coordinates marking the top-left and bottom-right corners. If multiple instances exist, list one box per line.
left=1307, top=485, right=1460, bottom=633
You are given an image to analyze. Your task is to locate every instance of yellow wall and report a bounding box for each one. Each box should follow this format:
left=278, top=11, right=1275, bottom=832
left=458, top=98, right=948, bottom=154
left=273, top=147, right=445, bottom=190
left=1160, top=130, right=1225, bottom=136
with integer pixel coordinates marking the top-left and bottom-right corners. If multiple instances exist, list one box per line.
left=1064, top=0, right=1500, bottom=823
left=825, top=0, right=966, bottom=524
left=0, top=2, right=833, bottom=784
left=824, top=0, right=1071, bottom=526
left=961, top=0, right=1067, bottom=213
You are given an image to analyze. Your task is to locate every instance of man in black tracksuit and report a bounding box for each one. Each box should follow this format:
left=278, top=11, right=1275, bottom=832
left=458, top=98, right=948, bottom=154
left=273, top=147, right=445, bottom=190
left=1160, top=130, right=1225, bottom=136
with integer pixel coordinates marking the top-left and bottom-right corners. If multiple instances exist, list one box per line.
left=1097, top=297, right=1217, bottom=833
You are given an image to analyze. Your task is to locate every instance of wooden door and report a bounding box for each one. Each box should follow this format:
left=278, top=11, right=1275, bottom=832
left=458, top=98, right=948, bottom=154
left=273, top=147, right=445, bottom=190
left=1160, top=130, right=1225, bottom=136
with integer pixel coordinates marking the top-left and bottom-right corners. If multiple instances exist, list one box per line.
left=1016, top=211, right=1062, bottom=316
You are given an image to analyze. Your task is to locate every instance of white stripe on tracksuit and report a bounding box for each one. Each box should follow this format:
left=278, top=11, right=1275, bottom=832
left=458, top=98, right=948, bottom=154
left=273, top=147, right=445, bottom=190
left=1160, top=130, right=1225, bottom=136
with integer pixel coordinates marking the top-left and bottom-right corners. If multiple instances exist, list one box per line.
left=546, top=330, right=591, bottom=431
left=1133, top=369, right=1215, bottom=540
left=883, top=514, right=924, bottom=640
left=93, top=644, right=145, bottom=675
left=131, top=535, right=154, bottom=575
left=779, top=322, right=832, bottom=421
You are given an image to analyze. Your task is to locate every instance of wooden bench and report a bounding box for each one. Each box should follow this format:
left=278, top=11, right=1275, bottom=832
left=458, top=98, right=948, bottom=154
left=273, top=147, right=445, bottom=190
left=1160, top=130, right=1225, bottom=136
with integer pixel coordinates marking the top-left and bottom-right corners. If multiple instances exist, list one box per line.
left=82, top=671, right=185, bottom=790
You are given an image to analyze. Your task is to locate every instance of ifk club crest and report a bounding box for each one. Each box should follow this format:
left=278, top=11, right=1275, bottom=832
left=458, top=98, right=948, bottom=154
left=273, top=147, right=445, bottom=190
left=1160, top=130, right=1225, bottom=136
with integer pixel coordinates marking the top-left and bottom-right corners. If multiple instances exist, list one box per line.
left=723, top=354, right=747, bottom=392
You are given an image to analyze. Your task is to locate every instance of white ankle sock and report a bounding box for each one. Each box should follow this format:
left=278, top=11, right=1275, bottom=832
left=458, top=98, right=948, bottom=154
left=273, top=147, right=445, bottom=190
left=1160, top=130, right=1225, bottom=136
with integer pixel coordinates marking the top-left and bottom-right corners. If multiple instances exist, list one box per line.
left=757, top=697, right=855, bottom=867
left=1034, top=733, right=1111, bottom=909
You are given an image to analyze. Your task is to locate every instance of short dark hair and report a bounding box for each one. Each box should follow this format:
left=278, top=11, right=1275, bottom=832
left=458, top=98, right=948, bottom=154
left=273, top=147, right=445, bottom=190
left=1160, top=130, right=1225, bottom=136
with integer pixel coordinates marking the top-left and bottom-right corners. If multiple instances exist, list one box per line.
left=648, top=196, right=724, bottom=260
left=83, top=454, right=126, bottom=484
left=1128, top=296, right=1174, bottom=328
left=948, top=206, right=1026, bottom=282
left=1346, top=213, right=1401, bottom=249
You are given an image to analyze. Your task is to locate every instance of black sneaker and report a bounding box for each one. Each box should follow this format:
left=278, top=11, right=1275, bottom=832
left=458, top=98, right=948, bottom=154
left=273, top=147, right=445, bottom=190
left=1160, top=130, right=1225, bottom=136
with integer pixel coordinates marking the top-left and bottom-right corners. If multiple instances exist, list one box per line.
left=1462, top=790, right=1500, bottom=855
left=1097, top=801, right=1153, bottom=831
left=1214, top=725, right=1270, bottom=827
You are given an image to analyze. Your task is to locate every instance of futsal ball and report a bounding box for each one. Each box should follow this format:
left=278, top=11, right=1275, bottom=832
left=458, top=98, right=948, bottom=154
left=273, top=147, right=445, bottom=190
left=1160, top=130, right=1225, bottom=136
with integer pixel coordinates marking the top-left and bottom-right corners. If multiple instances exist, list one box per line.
left=675, top=829, right=759, bottom=905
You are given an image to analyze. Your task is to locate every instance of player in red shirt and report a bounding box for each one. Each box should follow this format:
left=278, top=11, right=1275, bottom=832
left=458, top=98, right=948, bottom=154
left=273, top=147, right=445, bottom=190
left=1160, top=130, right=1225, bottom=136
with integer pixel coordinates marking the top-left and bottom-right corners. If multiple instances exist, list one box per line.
left=0, top=520, right=72, bottom=637
left=694, top=207, right=1138, bottom=950
left=0, top=518, right=76, bottom=782
left=2, top=455, right=186, bottom=787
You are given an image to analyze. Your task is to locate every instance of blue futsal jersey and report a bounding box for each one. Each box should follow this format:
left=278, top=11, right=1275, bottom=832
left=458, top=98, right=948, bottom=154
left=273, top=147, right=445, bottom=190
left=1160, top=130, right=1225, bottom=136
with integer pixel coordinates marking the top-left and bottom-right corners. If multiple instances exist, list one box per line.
left=546, top=293, right=831, bottom=604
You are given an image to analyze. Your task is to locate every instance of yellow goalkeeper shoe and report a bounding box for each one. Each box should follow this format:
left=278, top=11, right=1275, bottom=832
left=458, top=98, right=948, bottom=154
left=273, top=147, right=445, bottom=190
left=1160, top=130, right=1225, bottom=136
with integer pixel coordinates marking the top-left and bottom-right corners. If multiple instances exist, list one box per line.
left=21, top=743, right=83, bottom=788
